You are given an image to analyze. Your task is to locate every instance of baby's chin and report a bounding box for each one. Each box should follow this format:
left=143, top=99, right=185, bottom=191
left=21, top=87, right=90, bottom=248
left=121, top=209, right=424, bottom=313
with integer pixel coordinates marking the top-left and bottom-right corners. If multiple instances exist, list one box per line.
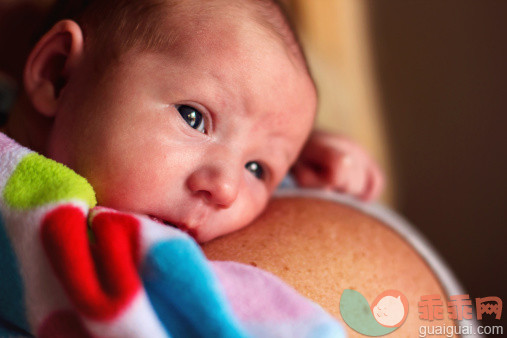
left=194, top=226, right=233, bottom=244
left=195, top=208, right=268, bottom=244
left=194, top=217, right=257, bottom=244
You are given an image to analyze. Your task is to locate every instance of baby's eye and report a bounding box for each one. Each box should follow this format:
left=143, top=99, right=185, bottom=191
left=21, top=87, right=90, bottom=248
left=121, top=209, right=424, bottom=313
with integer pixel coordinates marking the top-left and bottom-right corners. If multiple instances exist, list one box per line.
left=245, top=161, right=264, bottom=180
left=177, top=105, right=206, bottom=133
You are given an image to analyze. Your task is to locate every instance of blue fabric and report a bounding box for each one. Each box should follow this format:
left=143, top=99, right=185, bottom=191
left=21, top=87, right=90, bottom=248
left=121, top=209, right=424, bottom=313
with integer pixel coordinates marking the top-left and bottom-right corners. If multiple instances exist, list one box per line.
left=142, top=238, right=247, bottom=338
left=278, top=174, right=297, bottom=189
left=0, top=212, right=30, bottom=334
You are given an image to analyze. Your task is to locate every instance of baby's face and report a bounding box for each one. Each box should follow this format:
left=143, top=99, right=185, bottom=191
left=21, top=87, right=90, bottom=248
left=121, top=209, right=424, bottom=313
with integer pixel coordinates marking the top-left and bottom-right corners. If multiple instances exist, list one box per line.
left=45, top=12, right=316, bottom=242
left=372, top=295, right=405, bottom=327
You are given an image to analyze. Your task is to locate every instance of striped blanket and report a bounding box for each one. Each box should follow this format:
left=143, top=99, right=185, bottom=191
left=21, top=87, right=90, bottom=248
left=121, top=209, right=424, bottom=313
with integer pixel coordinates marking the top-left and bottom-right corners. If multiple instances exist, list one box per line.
left=0, top=132, right=344, bottom=337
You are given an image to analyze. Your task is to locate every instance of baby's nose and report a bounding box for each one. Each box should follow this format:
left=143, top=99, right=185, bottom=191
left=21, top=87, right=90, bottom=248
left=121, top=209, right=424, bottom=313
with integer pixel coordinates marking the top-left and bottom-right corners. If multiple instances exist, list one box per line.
left=186, top=164, right=240, bottom=208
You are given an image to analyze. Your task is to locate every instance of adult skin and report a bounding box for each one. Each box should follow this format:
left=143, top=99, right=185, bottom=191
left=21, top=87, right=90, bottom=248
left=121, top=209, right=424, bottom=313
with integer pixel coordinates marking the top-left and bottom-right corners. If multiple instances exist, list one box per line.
left=202, top=196, right=457, bottom=337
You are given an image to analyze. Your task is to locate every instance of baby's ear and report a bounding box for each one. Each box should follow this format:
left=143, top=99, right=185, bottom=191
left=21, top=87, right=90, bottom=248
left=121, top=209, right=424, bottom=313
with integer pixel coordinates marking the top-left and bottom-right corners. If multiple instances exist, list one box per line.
left=24, top=20, right=84, bottom=117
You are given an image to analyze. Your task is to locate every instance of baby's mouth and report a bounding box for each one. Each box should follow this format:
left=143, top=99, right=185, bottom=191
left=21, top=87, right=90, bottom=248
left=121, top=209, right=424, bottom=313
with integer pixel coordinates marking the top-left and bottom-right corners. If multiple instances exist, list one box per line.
left=148, top=215, right=175, bottom=227
left=147, top=215, right=196, bottom=239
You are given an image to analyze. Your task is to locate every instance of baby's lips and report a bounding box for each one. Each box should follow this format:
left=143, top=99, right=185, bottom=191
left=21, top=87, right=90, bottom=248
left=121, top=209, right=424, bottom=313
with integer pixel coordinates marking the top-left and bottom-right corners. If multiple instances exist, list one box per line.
left=147, top=214, right=198, bottom=239
left=147, top=215, right=167, bottom=225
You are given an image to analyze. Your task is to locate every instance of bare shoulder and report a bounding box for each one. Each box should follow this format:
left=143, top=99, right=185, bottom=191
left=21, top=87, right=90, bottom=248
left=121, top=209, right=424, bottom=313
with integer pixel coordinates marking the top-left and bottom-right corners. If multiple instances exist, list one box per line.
left=202, top=197, right=456, bottom=336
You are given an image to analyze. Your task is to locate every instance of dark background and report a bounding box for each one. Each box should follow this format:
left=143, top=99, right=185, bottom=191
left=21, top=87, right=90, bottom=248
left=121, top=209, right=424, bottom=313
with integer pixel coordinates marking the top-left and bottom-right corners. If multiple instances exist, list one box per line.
left=366, top=0, right=507, bottom=320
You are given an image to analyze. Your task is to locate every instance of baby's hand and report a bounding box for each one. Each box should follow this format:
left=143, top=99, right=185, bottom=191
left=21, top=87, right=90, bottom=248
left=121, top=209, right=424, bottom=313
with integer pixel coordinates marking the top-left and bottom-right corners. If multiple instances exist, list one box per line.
left=292, top=130, right=384, bottom=201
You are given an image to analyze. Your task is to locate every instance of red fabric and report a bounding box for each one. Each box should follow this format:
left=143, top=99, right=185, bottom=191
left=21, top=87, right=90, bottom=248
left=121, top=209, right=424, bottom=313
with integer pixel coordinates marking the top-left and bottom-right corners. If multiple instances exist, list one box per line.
left=41, top=206, right=141, bottom=320
left=38, top=310, right=92, bottom=338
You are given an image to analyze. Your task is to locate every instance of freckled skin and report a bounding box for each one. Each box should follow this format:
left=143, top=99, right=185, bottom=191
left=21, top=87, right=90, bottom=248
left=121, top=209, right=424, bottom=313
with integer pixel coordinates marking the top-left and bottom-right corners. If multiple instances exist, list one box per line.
left=44, top=11, right=316, bottom=242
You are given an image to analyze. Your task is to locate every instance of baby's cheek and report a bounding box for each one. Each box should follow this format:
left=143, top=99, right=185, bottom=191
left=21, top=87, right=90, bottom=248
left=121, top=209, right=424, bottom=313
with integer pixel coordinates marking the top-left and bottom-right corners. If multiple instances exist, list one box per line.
left=82, top=154, right=155, bottom=210
left=236, top=187, right=270, bottom=225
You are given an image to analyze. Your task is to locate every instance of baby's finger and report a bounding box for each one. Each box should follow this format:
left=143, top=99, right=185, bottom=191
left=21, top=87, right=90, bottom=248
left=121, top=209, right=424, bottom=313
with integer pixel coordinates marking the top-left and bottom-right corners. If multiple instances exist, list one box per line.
left=345, top=161, right=369, bottom=197
left=360, top=165, right=384, bottom=201
left=291, top=162, right=327, bottom=188
left=326, top=153, right=353, bottom=189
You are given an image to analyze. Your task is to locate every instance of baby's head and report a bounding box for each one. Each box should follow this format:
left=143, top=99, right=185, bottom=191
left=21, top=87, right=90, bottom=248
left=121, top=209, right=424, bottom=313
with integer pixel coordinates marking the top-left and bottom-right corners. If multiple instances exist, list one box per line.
left=371, top=291, right=408, bottom=328
left=20, top=0, right=317, bottom=242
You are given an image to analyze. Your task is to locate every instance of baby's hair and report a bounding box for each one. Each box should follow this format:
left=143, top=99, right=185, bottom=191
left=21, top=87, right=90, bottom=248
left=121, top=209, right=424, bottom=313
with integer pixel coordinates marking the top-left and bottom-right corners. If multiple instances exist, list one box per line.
left=40, top=0, right=173, bottom=57
left=40, top=0, right=310, bottom=73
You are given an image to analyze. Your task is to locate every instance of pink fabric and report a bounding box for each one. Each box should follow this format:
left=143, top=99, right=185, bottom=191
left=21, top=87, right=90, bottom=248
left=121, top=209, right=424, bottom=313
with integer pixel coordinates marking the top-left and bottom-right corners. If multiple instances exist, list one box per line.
left=211, top=261, right=315, bottom=321
left=0, top=132, right=16, bottom=151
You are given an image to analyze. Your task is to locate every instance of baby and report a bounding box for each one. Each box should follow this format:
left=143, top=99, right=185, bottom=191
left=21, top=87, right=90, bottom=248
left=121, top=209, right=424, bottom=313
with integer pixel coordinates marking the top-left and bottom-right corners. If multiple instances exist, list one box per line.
left=3, top=0, right=383, bottom=243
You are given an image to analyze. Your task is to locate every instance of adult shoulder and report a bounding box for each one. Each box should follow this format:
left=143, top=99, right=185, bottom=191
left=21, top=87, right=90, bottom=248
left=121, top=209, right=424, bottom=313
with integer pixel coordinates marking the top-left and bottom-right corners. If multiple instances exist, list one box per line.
left=202, top=194, right=459, bottom=336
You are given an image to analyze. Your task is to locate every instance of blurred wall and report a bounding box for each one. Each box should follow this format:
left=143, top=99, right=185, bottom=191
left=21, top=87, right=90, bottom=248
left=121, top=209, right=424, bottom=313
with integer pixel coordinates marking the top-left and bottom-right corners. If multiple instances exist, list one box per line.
left=365, top=0, right=507, bottom=308
left=291, top=0, right=507, bottom=319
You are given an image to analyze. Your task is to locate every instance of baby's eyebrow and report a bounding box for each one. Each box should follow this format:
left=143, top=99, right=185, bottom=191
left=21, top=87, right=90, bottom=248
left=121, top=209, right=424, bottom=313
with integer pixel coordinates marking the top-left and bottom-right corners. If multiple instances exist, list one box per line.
left=190, top=67, right=245, bottom=118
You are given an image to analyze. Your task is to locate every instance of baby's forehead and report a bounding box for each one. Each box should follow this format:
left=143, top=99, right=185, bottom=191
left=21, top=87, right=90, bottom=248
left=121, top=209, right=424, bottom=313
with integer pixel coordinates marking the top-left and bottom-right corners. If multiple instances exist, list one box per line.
left=157, top=0, right=308, bottom=71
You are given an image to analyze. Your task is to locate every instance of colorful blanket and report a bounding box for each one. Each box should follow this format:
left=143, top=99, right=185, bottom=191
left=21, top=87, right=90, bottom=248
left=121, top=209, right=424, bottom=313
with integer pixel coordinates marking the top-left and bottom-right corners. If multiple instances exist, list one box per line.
left=0, top=133, right=344, bottom=337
